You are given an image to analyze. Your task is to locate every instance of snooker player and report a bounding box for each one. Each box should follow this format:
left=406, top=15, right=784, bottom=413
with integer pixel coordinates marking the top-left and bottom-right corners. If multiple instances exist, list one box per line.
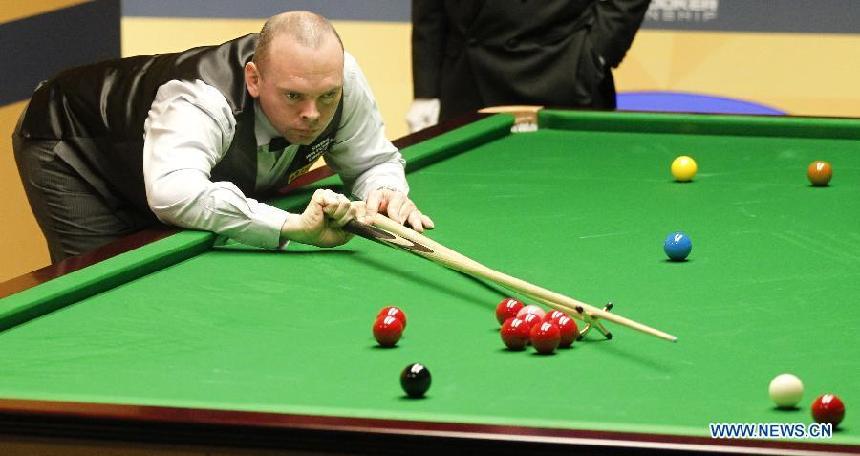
left=12, top=11, right=433, bottom=262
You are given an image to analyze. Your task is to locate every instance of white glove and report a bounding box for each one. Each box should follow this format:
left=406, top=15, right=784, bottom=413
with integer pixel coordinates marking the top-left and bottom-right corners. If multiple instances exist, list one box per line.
left=405, top=98, right=441, bottom=133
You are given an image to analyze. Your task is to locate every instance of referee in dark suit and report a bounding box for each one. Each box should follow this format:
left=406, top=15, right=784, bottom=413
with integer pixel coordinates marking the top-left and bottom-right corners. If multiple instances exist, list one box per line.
left=407, top=0, right=651, bottom=131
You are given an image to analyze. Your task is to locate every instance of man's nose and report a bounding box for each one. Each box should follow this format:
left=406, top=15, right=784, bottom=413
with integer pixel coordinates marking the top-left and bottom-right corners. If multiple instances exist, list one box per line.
left=300, top=100, right=320, bottom=122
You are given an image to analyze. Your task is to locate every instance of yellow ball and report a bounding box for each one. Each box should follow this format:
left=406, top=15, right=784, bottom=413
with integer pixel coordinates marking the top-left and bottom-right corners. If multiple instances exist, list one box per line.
left=671, top=156, right=698, bottom=182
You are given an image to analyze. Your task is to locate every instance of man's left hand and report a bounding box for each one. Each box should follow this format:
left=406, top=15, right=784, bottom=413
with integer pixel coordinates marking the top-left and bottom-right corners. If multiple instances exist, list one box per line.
left=365, top=188, right=435, bottom=233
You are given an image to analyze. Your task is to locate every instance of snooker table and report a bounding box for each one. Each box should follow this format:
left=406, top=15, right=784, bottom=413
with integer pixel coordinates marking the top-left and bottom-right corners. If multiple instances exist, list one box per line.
left=1, top=109, right=858, bottom=455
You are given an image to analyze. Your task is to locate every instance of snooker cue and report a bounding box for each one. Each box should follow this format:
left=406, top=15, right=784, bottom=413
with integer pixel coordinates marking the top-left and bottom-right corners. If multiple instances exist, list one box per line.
left=344, top=215, right=677, bottom=343
left=369, top=215, right=676, bottom=342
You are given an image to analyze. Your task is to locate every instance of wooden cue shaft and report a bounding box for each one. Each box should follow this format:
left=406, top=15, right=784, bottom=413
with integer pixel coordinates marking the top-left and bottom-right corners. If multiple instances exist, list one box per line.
left=350, top=215, right=677, bottom=343
left=357, top=220, right=592, bottom=322
left=371, top=215, right=676, bottom=342
left=346, top=219, right=582, bottom=321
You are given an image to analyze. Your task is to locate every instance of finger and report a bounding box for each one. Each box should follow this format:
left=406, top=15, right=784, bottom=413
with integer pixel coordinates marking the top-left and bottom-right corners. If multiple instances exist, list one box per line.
left=365, top=189, right=382, bottom=219
left=397, top=199, right=416, bottom=226
left=307, top=189, right=331, bottom=217
left=332, top=202, right=362, bottom=228
left=325, top=194, right=353, bottom=226
left=406, top=209, right=424, bottom=233
left=385, top=192, right=406, bottom=223
left=420, top=214, right=435, bottom=229
left=377, top=189, right=390, bottom=214
left=352, top=201, right=368, bottom=223
left=315, top=188, right=339, bottom=207
left=326, top=200, right=349, bottom=223
left=319, top=191, right=343, bottom=215
left=336, top=194, right=357, bottom=227
left=325, top=188, right=342, bottom=203
left=311, top=188, right=328, bottom=205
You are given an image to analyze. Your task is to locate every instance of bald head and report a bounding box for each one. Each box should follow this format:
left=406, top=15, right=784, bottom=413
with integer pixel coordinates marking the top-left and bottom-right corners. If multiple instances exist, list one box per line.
left=245, top=11, right=345, bottom=145
left=253, top=11, right=344, bottom=74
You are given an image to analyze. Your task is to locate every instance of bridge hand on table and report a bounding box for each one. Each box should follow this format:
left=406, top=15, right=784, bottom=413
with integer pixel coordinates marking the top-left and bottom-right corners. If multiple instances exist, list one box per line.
left=364, top=188, right=435, bottom=233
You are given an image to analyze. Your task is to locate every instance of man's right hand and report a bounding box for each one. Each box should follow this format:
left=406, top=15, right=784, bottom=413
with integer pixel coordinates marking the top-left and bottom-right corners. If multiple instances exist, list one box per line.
left=280, top=189, right=362, bottom=247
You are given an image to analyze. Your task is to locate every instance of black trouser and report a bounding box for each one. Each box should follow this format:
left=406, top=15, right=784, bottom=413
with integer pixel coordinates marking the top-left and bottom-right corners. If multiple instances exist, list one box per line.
left=12, top=109, right=152, bottom=263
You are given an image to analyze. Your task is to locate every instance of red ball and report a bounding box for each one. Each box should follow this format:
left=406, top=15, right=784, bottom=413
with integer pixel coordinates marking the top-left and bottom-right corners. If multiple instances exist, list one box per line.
left=807, top=161, right=832, bottom=186
left=377, top=306, right=407, bottom=329
left=529, top=321, right=561, bottom=355
left=520, top=313, right=544, bottom=332
left=500, top=317, right=530, bottom=351
left=495, top=298, right=524, bottom=325
left=811, top=394, right=845, bottom=426
left=373, top=315, right=403, bottom=347
left=545, top=310, right=568, bottom=322
left=556, top=315, right=579, bottom=348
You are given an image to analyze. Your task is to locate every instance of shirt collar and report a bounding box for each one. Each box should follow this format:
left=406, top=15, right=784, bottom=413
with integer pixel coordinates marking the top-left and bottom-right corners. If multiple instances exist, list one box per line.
left=253, top=99, right=282, bottom=147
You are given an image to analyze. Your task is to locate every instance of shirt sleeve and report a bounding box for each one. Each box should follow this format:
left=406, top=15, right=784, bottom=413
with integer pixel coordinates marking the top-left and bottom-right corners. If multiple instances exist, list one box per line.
left=143, top=79, right=290, bottom=249
left=325, top=53, right=409, bottom=200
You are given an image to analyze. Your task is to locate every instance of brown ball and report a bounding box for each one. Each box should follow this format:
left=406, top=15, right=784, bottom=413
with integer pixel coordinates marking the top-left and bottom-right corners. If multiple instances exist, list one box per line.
left=807, top=161, right=832, bottom=186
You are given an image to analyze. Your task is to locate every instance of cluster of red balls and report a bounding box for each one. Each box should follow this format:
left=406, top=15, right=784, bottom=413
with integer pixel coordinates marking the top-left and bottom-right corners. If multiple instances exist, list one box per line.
left=496, top=298, right=579, bottom=354
left=373, top=306, right=407, bottom=347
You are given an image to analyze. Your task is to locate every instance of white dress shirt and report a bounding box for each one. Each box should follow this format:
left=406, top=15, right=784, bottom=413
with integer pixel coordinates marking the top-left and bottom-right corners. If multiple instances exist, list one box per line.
left=142, top=52, right=407, bottom=249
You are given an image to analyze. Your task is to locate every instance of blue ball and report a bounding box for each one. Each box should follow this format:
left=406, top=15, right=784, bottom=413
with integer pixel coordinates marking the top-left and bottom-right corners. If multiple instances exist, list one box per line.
left=664, top=231, right=692, bottom=261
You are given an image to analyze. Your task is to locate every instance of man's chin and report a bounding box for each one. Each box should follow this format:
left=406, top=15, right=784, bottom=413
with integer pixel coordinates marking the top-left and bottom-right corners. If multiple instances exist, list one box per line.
left=286, top=132, right=318, bottom=145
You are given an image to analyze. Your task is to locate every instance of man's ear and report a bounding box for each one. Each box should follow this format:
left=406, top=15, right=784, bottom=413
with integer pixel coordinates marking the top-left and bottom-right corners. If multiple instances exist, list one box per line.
left=245, top=62, right=261, bottom=98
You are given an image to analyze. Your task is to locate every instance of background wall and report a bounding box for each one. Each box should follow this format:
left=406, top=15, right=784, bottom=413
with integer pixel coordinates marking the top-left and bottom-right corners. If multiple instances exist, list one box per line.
left=618, top=1, right=860, bottom=115
left=2, top=0, right=859, bottom=282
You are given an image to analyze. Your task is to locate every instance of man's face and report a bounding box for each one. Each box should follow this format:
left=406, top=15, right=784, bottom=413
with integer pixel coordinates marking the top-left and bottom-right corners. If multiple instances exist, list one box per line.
left=245, top=34, right=344, bottom=145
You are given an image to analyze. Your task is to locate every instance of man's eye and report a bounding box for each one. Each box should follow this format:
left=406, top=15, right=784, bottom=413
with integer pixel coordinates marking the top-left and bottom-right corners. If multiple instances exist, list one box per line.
left=286, top=93, right=301, bottom=101
left=320, top=91, right=339, bottom=103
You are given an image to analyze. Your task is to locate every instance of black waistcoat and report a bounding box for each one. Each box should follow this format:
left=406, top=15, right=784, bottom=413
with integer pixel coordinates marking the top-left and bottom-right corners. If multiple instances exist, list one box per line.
left=19, top=34, right=343, bottom=218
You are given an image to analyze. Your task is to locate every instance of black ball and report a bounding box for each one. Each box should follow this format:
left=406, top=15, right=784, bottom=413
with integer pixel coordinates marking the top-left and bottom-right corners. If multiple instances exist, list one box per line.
left=400, top=363, right=431, bottom=398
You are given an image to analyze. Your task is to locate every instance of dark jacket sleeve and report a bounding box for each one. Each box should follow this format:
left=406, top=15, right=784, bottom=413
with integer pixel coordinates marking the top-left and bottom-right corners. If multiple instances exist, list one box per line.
left=590, top=0, right=651, bottom=68
left=411, top=0, right=447, bottom=98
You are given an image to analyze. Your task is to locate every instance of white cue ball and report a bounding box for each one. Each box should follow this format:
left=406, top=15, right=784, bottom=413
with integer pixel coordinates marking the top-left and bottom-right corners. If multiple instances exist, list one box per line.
left=768, top=373, right=804, bottom=408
